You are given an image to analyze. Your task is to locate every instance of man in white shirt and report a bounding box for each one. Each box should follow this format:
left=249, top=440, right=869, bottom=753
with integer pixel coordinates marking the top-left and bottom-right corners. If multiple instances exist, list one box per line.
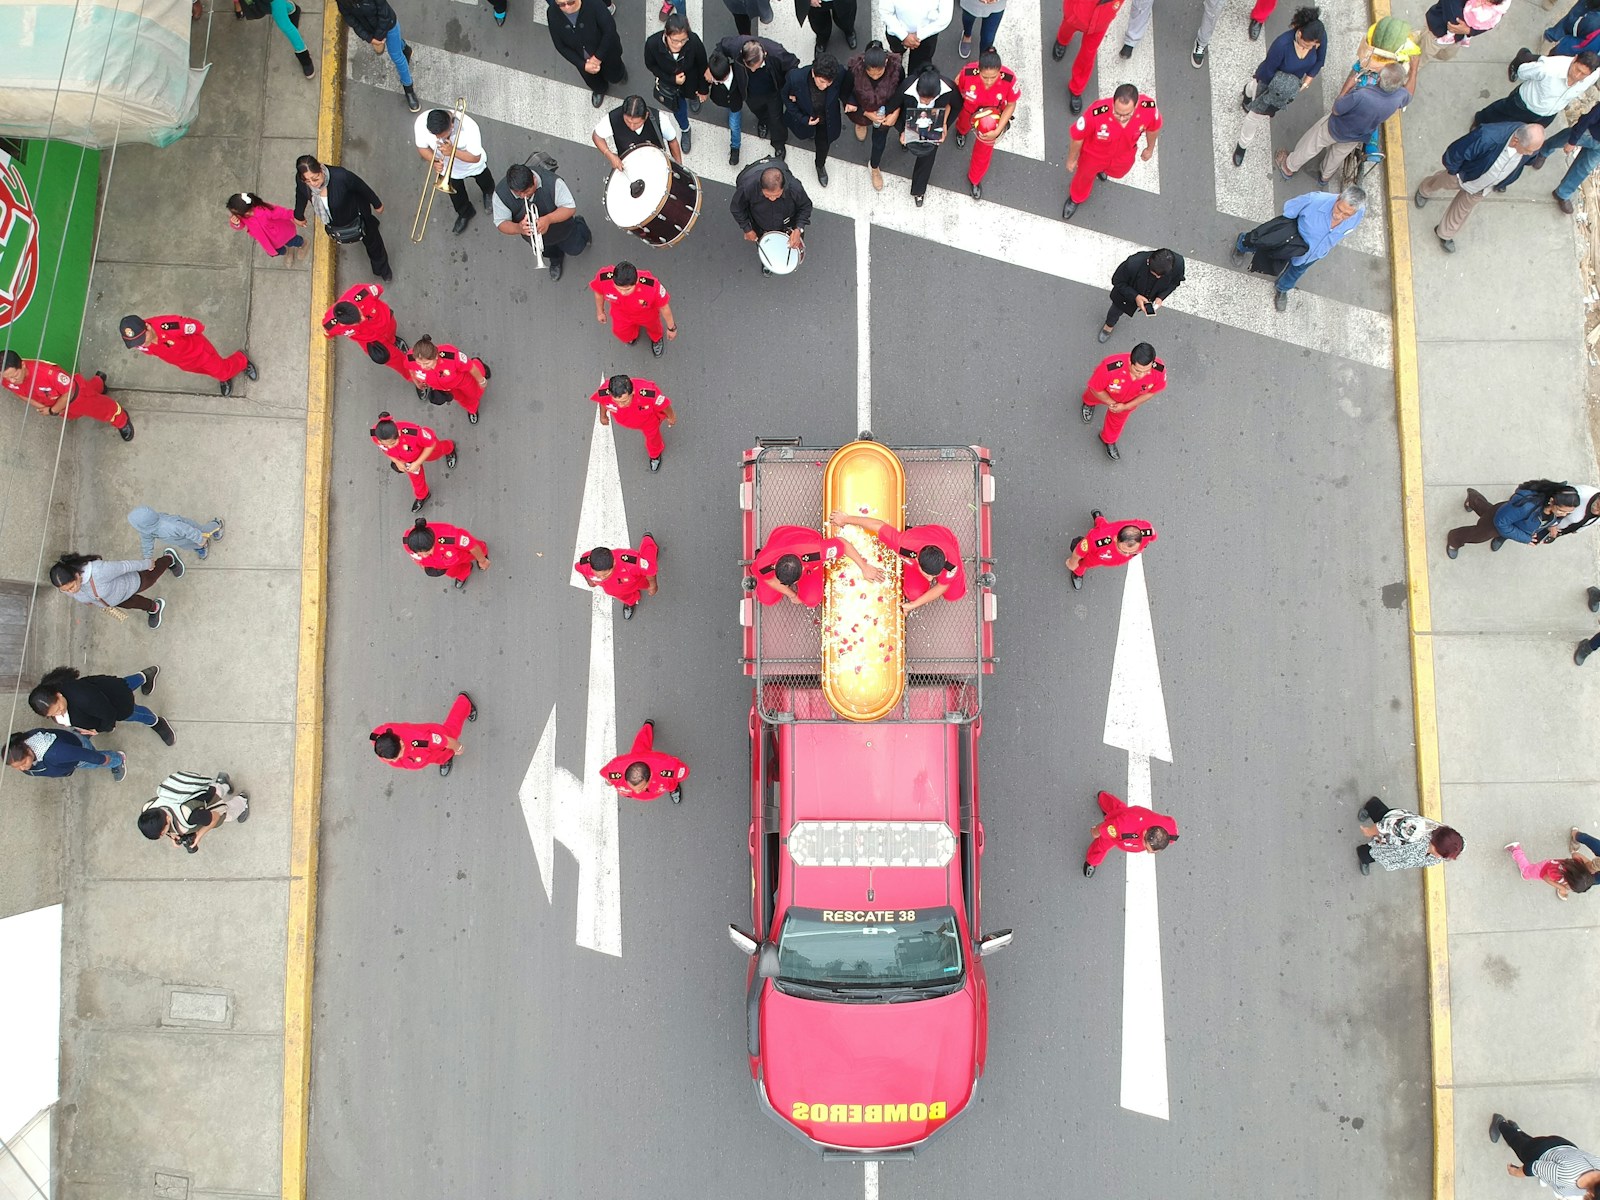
left=1415, top=121, right=1545, bottom=251
left=1473, top=51, right=1599, bottom=127
left=592, top=94, right=684, bottom=170
left=414, top=108, right=495, bottom=235
left=883, top=0, right=951, bottom=73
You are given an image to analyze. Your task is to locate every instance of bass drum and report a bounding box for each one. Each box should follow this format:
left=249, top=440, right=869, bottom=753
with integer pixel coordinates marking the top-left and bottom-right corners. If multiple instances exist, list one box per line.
left=604, top=145, right=702, bottom=248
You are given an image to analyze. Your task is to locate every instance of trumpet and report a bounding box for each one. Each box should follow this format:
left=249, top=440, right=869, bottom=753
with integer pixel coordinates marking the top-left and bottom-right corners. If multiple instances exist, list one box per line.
left=410, top=96, right=466, bottom=243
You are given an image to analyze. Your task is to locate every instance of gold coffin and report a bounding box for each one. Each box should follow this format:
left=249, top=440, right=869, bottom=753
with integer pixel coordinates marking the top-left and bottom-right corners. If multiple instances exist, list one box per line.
left=822, top=441, right=906, bottom=722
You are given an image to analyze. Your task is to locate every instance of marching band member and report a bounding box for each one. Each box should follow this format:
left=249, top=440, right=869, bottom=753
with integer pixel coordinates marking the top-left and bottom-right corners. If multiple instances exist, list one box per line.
left=405, top=337, right=490, bottom=424
left=492, top=160, right=589, bottom=282
left=730, top=159, right=811, bottom=272
left=414, top=107, right=496, bottom=236
left=590, top=261, right=678, bottom=356
left=1, top=351, right=134, bottom=442
left=592, top=94, right=684, bottom=171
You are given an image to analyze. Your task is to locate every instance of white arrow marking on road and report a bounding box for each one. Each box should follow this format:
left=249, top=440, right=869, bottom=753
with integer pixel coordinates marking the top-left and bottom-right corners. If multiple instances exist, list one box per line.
left=354, top=36, right=1393, bottom=369
left=1103, top=552, right=1171, bottom=1121
left=518, top=417, right=629, bottom=957
left=855, top=215, right=872, bottom=433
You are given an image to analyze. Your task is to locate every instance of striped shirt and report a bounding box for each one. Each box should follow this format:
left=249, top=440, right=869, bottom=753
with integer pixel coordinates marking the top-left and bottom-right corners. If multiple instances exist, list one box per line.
left=1534, top=1145, right=1600, bottom=1197
left=143, top=771, right=219, bottom=833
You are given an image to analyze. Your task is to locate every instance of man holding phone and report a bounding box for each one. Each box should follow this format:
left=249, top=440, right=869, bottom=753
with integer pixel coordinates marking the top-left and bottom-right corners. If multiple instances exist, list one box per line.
left=1099, top=246, right=1184, bottom=342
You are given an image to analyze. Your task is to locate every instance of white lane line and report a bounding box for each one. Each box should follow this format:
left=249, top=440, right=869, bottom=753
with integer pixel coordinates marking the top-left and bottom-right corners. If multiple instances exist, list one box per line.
left=864, top=1160, right=880, bottom=1200
left=1103, top=553, right=1171, bottom=1121
left=855, top=215, right=871, bottom=434
left=353, top=37, right=1393, bottom=368
left=518, top=417, right=630, bottom=957
left=988, top=0, right=1045, bottom=161
left=1091, top=1, right=1159, bottom=194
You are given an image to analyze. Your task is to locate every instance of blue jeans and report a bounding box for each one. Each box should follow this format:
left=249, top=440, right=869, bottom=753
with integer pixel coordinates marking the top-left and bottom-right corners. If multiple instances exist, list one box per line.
left=383, top=23, right=412, bottom=87
left=673, top=96, right=691, bottom=132
left=1233, top=233, right=1314, bottom=292
left=1578, top=830, right=1600, bottom=856
left=960, top=7, right=1003, bottom=49
left=1537, top=128, right=1600, bottom=202
left=728, top=107, right=743, bottom=150
left=123, top=675, right=158, bottom=726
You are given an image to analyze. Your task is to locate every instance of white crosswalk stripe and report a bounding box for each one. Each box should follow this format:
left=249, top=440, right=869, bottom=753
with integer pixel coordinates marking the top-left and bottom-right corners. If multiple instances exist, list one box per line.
left=1092, top=2, right=1160, bottom=194
left=351, top=34, right=1392, bottom=367
left=1208, top=18, right=1273, bottom=222
left=986, top=0, right=1046, bottom=161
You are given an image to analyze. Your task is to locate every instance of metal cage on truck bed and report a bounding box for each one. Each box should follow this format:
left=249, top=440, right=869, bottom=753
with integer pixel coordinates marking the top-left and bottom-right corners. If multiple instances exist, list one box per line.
left=739, top=440, right=997, bottom=725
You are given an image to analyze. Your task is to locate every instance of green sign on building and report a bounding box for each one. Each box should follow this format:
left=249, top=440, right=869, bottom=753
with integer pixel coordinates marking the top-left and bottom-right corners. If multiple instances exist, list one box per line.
left=0, top=139, right=100, bottom=368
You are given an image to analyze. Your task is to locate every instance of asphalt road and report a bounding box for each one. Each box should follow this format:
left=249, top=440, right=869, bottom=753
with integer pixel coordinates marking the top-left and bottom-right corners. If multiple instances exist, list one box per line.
left=307, top=0, right=1429, bottom=1195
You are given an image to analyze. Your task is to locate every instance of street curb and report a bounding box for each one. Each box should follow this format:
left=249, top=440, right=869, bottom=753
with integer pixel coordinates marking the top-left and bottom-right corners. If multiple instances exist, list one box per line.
left=1368, top=10, right=1455, bottom=1199
left=281, top=9, right=344, bottom=1199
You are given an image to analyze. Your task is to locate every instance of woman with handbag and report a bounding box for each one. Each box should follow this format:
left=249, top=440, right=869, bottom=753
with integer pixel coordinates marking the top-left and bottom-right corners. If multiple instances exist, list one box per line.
left=225, top=192, right=304, bottom=261
left=50, top=550, right=183, bottom=630
left=1231, top=7, right=1325, bottom=167
left=1355, top=796, right=1463, bottom=875
left=644, top=13, right=710, bottom=153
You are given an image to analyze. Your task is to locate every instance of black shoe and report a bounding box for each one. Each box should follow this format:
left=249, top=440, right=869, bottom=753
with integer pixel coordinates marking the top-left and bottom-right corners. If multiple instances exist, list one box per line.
left=1068, top=90, right=1083, bottom=114
left=846, top=32, right=857, bottom=47
left=1490, top=1114, right=1507, bottom=1144
left=1052, top=40, right=1067, bottom=60
left=1490, top=536, right=1506, bottom=551
left=1082, top=862, right=1095, bottom=877
left=970, top=181, right=982, bottom=200
left=454, top=576, right=468, bottom=590
left=411, top=496, right=427, bottom=512
left=1081, top=403, right=1093, bottom=423
left=1062, top=199, right=1078, bottom=220
left=817, top=167, right=829, bottom=187
left=1358, top=848, right=1371, bottom=876
left=1091, top=509, right=1103, bottom=520
left=955, top=131, right=966, bottom=148
left=651, top=339, right=664, bottom=357
left=591, top=90, right=606, bottom=108
left=729, top=145, right=741, bottom=165
left=815, top=37, right=828, bottom=55
left=1096, top=326, right=1111, bottom=343
left=549, top=257, right=564, bottom=281
left=439, top=759, right=453, bottom=777
left=377, top=269, right=393, bottom=281
left=774, top=144, right=786, bottom=159
left=152, top=717, right=176, bottom=747
left=244, top=360, right=259, bottom=381
left=679, top=127, right=692, bottom=154
left=404, top=86, right=420, bottom=112
left=95, top=370, right=107, bottom=383
left=1070, top=572, right=1083, bottom=590
left=140, top=666, right=159, bottom=695
left=1104, top=441, right=1120, bottom=461
left=464, top=692, right=478, bottom=721
left=1446, top=544, right=1459, bottom=560
left=403, top=42, right=413, bottom=61
left=757, top=122, right=769, bottom=137
left=1248, top=17, right=1263, bottom=38
left=914, top=193, right=924, bottom=207
left=1588, top=586, right=1600, bottom=613
left=1119, top=41, right=1133, bottom=57
left=622, top=604, right=635, bottom=620
left=1577, top=640, right=1593, bottom=667
left=119, top=418, right=135, bottom=442
left=163, top=547, right=185, bottom=578
left=219, top=379, right=233, bottom=396
left=649, top=455, right=661, bottom=472
left=467, top=410, right=479, bottom=424
left=452, top=212, right=473, bottom=235
left=297, top=49, right=315, bottom=77
left=1097, top=170, right=1108, bottom=181
left=671, top=787, right=683, bottom=804
left=147, top=598, right=165, bottom=629
left=1232, top=145, right=1246, bottom=167
left=445, top=451, right=458, bottom=469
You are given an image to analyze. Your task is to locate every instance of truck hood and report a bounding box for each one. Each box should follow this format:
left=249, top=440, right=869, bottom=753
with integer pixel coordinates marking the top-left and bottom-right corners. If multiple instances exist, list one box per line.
left=760, top=984, right=976, bottom=1150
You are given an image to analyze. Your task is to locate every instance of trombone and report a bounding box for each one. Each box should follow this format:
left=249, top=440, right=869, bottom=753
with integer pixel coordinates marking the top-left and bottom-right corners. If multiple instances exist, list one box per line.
left=411, top=96, right=466, bottom=243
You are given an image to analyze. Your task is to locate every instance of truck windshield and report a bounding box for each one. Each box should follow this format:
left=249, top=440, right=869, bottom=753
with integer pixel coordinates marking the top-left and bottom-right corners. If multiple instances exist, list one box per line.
left=776, top=907, right=963, bottom=992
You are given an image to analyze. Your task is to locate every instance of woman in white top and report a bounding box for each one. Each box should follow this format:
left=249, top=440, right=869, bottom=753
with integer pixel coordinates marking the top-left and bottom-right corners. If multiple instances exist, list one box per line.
left=50, top=549, right=183, bottom=630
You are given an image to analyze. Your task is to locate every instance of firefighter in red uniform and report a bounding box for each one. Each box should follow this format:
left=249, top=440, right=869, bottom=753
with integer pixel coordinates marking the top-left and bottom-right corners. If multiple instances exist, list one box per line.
left=1079, top=342, right=1167, bottom=461
left=1082, top=789, right=1178, bottom=877
left=1, top=351, right=135, bottom=442
left=1062, top=84, right=1162, bottom=220
left=1053, top=0, right=1126, bottom=111
left=370, top=692, right=478, bottom=777
left=575, top=535, right=659, bottom=619
left=119, top=313, right=257, bottom=396
left=405, top=336, right=490, bottom=424
left=601, top=719, right=690, bottom=803
left=322, top=282, right=410, bottom=378
left=590, top=261, right=679, bottom=357
left=954, top=50, right=1022, bottom=201
left=403, top=517, right=491, bottom=590
left=591, top=374, right=677, bottom=472
left=750, top=524, right=880, bottom=606
left=370, top=412, right=458, bottom=512
left=1064, top=510, right=1157, bottom=590
left=830, top=512, right=966, bottom=611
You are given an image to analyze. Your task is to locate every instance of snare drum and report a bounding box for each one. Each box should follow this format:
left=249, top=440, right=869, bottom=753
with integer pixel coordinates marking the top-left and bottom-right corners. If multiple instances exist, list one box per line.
left=757, top=231, right=804, bottom=275
left=604, top=145, right=702, bottom=248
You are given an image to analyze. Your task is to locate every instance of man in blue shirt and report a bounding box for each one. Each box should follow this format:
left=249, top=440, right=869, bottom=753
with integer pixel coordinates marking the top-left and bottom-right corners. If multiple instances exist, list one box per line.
left=1277, top=61, right=1409, bottom=184
left=1232, top=185, right=1366, bottom=312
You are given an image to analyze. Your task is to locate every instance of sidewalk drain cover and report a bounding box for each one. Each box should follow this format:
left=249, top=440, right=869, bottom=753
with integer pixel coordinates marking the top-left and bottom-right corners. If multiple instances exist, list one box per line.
left=153, top=1170, right=189, bottom=1199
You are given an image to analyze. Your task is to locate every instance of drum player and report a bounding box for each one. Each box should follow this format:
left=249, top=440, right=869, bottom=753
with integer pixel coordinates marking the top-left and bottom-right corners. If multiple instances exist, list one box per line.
left=592, top=94, right=685, bottom=173
left=729, top=158, right=811, bottom=274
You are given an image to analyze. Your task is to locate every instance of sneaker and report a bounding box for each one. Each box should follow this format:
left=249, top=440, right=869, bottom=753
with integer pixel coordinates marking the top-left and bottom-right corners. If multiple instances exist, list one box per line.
left=445, top=451, right=458, bottom=468
left=649, top=455, right=662, bottom=472
left=1069, top=572, right=1083, bottom=590
left=958, top=35, right=972, bottom=58
left=1082, top=862, right=1095, bottom=877
left=163, top=547, right=185, bottom=577
left=1274, top=290, right=1289, bottom=313
left=454, top=576, right=468, bottom=591
left=234, top=795, right=250, bottom=823
left=651, top=338, right=664, bottom=357
left=1191, top=39, right=1206, bottom=66
left=970, top=181, right=982, bottom=200
left=1081, top=403, right=1094, bottom=423
left=152, top=717, right=176, bottom=746
left=1446, top=544, right=1459, bottom=560
left=1069, top=90, right=1083, bottom=114
left=440, top=759, right=454, bottom=777
left=679, top=126, right=693, bottom=154
left=195, top=543, right=207, bottom=560
left=110, top=755, right=127, bottom=784
left=210, top=518, right=225, bottom=540
left=1051, top=40, right=1066, bottom=60
left=1119, top=41, right=1134, bottom=57
left=147, top=598, right=165, bottom=629
left=622, top=603, right=635, bottom=620
left=140, top=665, right=159, bottom=695
left=955, top=131, right=966, bottom=148
left=468, top=410, right=480, bottom=424
left=671, top=787, right=683, bottom=804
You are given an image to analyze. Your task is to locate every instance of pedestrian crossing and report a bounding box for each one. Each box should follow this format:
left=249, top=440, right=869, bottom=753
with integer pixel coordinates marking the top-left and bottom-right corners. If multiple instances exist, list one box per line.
left=352, top=35, right=1392, bottom=368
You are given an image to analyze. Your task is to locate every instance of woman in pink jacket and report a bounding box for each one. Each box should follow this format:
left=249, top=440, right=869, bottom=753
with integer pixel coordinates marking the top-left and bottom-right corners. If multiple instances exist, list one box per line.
left=226, top=192, right=305, bottom=260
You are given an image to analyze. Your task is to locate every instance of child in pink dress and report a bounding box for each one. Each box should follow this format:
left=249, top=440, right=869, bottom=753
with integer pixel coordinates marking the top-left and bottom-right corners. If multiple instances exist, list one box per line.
left=226, top=192, right=305, bottom=260
left=1434, top=0, right=1507, bottom=44
left=1504, top=840, right=1595, bottom=899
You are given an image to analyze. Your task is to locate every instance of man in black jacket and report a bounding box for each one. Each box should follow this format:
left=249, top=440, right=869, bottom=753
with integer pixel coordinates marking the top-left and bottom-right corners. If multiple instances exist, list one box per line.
left=335, top=0, right=418, bottom=111
left=293, top=155, right=390, bottom=280
left=547, top=0, right=628, bottom=108
left=730, top=159, right=811, bottom=271
left=720, top=34, right=801, bottom=158
left=1099, top=247, right=1183, bottom=341
left=705, top=49, right=747, bottom=165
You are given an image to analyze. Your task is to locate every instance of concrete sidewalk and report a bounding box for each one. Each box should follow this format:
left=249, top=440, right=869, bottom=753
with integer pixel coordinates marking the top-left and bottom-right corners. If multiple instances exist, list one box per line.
left=49, top=3, right=323, bottom=1195
left=1396, top=1, right=1600, bottom=1196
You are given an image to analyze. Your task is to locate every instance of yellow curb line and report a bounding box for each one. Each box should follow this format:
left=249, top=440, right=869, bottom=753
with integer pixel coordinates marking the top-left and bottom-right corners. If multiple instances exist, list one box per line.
left=281, top=10, right=344, bottom=1199
left=1369, top=10, right=1454, bottom=1199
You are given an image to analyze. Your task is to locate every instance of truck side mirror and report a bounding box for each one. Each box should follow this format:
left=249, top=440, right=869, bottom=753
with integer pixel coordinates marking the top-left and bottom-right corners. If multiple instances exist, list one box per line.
left=728, top=925, right=759, bottom=956
left=977, top=929, right=1014, bottom=957
left=757, top=942, right=781, bottom=978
